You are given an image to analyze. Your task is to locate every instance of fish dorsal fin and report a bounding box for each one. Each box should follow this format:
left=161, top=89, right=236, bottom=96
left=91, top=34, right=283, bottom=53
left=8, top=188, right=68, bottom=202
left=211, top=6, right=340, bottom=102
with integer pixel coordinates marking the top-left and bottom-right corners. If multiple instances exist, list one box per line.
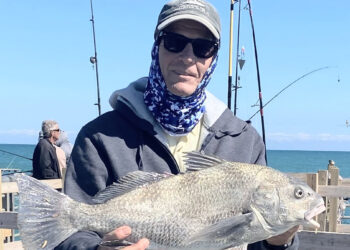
left=91, top=171, right=170, bottom=204
left=184, top=151, right=225, bottom=172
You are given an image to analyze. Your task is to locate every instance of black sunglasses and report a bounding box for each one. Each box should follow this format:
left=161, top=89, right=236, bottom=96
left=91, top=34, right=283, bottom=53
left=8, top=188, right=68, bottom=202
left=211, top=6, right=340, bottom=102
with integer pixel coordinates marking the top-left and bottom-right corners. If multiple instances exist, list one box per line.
left=158, top=31, right=219, bottom=59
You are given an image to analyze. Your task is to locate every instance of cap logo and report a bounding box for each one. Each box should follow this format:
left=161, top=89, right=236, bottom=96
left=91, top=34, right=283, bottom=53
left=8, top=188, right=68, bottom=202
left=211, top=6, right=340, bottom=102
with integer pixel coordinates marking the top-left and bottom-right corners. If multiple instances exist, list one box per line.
left=174, top=0, right=208, bottom=15
left=184, top=0, right=205, bottom=6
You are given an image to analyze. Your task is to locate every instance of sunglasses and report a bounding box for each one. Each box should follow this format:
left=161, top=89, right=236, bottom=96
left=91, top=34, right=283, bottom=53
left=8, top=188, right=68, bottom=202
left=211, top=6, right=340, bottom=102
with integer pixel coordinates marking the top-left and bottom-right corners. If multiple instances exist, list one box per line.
left=52, top=129, right=61, bottom=132
left=158, top=31, right=219, bottom=59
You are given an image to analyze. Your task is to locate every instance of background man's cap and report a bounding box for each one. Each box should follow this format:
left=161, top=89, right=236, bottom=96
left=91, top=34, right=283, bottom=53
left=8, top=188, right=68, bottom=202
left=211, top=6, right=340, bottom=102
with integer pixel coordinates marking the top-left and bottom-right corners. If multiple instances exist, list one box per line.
left=154, top=0, right=221, bottom=40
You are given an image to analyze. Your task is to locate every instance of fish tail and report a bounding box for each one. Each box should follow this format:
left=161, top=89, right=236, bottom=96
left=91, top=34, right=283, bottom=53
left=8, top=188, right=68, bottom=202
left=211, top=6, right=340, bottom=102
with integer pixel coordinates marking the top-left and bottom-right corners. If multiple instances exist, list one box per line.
left=15, top=174, right=78, bottom=250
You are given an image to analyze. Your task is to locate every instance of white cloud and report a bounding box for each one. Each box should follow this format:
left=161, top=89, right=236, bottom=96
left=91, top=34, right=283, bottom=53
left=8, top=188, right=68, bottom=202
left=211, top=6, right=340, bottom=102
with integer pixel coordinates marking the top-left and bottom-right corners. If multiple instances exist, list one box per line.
left=0, top=129, right=38, bottom=136
left=0, top=129, right=77, bottom=145
left=268, top=132, right=310, bottom=142
left=268, top=132, right=350, bottom=142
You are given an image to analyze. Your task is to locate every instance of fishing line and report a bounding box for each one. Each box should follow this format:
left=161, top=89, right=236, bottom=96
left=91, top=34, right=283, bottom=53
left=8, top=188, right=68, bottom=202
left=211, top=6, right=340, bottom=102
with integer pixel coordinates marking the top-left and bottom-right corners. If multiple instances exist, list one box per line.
left=248, top=66, right=331, bottom=120
left=0, top=148, right=33, bottom=161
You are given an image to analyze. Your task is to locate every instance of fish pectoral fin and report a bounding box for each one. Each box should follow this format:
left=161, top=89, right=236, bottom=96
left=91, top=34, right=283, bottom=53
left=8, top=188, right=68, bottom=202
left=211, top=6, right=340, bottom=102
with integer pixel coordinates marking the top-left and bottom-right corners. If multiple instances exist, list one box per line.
left=92, top=171, right=171, bottom=203
left=186, top=213, right=254, bottom=244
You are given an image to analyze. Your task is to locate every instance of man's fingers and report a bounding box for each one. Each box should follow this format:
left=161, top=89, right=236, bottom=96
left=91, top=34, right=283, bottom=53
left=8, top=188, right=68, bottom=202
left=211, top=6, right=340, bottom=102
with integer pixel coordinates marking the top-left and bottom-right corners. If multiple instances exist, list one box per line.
left=100, top=226, right=149, bottom=250
left=103, top=226, right=132, bottom=241
left=115, top=226, right=132, bottom=239
left=123, top=238, right=150, bottom=250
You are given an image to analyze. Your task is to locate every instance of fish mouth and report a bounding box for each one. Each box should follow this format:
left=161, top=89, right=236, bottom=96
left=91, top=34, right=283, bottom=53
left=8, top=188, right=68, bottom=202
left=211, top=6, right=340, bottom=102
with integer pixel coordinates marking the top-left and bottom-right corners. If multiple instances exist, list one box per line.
left=304, top=203, right=326, bottom=228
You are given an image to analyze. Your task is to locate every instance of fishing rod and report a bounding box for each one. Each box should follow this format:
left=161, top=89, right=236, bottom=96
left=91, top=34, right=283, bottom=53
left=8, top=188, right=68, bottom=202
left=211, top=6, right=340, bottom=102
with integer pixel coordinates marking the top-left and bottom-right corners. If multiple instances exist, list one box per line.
left=227, top=0, right=236, bottom=109
left=233, top=0, right=242, bottom=116
left=249, top=66, right=331, bottom=120
left=89, top=0, right=102, bottom=116
left=247, top=0, right=267, bottom=163
left=0, top=148, right=33, bottom=161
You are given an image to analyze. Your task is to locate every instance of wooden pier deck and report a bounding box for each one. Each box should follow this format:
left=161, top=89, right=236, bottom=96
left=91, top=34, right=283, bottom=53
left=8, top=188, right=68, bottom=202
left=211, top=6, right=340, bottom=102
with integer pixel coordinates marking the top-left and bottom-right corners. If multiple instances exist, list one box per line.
left=0, top=161, right=350, bottom=250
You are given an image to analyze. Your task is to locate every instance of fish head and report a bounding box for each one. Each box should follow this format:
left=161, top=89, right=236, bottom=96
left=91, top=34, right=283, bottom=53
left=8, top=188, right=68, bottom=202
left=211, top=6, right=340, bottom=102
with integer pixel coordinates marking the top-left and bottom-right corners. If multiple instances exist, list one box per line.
left=280, top=176, right=326, bottom=228
left=251, top=171, right=325, bottom=235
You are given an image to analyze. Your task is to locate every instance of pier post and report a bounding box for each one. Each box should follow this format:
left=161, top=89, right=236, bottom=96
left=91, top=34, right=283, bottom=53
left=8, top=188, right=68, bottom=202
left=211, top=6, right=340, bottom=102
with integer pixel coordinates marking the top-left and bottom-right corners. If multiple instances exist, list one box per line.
left=328, top=160, right=340, bottom=232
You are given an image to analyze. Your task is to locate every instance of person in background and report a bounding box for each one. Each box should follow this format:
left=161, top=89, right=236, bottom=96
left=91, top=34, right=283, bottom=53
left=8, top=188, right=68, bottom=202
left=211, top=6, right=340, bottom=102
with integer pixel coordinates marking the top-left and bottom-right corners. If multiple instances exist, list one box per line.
left=55, top=130, right=73, bottom=165
left=32, top=120, right=62, bottom=179
left=38, top=131, right=44, bottom=141
left=57, top=0, right=299, bottom=249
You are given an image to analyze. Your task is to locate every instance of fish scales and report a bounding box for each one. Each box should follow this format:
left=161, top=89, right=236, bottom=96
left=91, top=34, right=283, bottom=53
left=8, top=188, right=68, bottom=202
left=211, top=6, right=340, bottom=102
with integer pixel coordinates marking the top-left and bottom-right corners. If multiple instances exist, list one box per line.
left=15, top=152, right=325, bottom=250
left=85, top=164, right=258, bottom=233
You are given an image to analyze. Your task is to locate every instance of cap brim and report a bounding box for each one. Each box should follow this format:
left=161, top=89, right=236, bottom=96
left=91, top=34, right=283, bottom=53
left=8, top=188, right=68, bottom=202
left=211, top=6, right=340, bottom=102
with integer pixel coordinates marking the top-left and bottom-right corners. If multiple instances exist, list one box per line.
left=156, top=14, right=220, bottom=40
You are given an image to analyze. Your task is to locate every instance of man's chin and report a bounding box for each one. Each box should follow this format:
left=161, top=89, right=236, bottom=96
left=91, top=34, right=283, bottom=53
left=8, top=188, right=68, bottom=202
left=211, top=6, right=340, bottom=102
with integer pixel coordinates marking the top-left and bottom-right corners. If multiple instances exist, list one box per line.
left=166, top=80, right=198, bottom=97
left=168, top=88, right=195, bottom=97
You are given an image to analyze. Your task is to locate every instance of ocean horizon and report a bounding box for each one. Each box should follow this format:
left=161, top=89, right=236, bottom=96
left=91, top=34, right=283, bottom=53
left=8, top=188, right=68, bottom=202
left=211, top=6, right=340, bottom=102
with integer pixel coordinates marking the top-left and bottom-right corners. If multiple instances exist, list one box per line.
left=0, top=143, right=349, bottom=177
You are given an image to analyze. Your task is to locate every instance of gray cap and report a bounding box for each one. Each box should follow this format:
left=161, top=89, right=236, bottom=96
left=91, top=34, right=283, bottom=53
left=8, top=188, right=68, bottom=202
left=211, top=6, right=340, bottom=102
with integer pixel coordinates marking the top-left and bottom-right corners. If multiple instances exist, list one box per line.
left=154, top=0, right=221, bottom=40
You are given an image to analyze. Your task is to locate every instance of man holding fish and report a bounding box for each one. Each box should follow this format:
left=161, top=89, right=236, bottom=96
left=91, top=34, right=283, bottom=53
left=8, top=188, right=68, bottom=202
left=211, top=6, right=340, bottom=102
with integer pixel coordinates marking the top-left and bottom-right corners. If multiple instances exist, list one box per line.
left=55, top=0, right=303, bottom=249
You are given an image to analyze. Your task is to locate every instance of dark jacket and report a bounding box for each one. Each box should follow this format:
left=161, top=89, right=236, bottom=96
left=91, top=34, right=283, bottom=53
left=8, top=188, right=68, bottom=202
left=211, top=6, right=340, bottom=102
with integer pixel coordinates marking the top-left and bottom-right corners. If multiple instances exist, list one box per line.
left=32, top=138, right=61, bottom=179
left=56, top=78, right=298, bottom=250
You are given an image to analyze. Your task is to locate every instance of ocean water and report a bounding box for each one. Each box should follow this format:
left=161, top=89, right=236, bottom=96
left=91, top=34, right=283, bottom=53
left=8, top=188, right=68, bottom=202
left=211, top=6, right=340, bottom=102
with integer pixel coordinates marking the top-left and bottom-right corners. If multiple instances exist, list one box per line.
left=267, top=150, right=350, bottom=178
left=1, top=144, right=349, bottom=177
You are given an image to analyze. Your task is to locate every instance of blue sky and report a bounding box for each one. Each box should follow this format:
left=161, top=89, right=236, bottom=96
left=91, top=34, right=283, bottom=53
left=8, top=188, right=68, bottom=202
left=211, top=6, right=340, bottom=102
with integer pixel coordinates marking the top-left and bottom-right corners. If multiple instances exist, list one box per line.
left=0, top=0, right=349, bottom=151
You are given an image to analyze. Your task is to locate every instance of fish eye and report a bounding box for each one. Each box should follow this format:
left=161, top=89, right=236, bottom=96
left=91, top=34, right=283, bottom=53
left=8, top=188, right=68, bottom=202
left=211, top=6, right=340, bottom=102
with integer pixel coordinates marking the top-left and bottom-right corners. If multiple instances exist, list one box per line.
left=294, top=187, right=304, bottom=199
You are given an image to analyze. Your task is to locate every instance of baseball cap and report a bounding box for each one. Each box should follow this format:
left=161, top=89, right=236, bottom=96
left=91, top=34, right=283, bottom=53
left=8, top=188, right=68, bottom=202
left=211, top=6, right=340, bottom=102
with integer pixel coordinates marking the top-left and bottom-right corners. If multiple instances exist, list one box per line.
left=154, top=0, right=221, bottom=40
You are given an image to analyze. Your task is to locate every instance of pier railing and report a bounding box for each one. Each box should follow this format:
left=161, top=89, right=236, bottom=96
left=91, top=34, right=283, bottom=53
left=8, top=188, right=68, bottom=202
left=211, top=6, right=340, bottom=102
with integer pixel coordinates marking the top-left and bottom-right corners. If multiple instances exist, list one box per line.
left=289, top=160, right=350, bottom=233
left=1, top=162, right=350, bottom=249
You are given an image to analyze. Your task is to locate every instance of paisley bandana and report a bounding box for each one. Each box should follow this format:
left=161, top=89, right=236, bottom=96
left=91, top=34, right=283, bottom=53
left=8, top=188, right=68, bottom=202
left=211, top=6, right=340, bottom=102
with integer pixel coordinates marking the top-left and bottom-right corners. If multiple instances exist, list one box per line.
left=144, top=42, right=218, bottom=136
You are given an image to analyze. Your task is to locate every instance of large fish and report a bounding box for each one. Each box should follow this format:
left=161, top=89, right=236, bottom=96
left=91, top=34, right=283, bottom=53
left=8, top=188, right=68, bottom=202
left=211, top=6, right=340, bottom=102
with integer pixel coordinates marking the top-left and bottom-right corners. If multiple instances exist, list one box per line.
left=15, top=152, right=325, bottom=250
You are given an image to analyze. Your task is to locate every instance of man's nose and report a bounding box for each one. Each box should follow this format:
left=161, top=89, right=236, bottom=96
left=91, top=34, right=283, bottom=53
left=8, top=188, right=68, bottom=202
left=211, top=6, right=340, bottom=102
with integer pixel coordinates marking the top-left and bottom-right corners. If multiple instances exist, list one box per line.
left=178, top=43, right=196, bottom=62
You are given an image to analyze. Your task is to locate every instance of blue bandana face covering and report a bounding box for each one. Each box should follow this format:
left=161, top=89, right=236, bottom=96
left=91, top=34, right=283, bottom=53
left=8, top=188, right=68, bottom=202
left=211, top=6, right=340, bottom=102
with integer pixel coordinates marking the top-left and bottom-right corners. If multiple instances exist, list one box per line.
left=144, top=42, right=218, bottom=136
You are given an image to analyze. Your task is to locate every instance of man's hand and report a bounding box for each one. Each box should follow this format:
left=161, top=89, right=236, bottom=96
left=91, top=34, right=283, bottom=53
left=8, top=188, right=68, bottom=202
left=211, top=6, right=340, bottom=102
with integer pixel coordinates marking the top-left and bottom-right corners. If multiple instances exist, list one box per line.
left=266, top=225, right=300, bottom=246
left=97, top=226, right=149, bottom=250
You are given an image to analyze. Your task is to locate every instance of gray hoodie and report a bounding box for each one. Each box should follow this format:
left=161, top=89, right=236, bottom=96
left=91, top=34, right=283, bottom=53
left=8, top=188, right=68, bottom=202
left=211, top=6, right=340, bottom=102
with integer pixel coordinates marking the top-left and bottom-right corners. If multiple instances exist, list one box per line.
left=56, top=78, right=298, bottom=250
